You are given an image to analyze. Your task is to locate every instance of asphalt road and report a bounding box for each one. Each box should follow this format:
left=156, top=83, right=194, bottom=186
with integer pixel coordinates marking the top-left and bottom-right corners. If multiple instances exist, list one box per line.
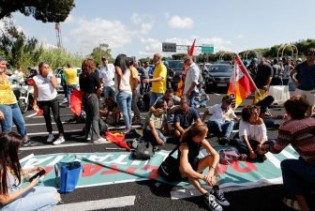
left=17, top=91, right=295, bottom=211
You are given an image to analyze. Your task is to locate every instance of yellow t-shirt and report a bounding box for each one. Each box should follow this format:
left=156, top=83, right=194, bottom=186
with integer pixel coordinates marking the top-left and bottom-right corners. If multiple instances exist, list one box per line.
left=130, top=67, right=139, bottom=90
left=0, top=79, right=17, bottom=105
left=64, top=68, right=78, bottom=86
left=152, top=62, right=167, bottom=94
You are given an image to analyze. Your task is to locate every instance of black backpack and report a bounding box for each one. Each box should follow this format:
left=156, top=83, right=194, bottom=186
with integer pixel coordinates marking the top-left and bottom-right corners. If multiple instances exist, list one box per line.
left=132, top=141, right=154, bottom=160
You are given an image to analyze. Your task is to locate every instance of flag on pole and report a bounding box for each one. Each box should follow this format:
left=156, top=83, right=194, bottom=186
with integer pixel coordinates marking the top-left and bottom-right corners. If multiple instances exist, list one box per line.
left=227, top=55, right=256, bottom=108
left=188, top=39, right=196, bottom=56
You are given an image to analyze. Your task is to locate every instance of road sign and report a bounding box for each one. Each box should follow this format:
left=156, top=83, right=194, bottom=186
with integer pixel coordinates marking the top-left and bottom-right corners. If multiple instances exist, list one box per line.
left=162, top=42, right=176, bottom=52
left=201, top=44, right=214, bottom=54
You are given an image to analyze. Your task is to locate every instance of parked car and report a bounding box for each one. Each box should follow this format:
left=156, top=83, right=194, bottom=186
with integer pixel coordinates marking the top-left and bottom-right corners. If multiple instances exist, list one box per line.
left=205, top=63, right=233, bottom=91
left=54, top=67, right=82, bottom=92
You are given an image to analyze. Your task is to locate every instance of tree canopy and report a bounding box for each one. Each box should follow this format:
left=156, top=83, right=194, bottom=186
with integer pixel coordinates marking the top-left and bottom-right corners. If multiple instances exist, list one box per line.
left=90, top=43, right=113, bottom=65
left=0, top=0, right=75, bottom=22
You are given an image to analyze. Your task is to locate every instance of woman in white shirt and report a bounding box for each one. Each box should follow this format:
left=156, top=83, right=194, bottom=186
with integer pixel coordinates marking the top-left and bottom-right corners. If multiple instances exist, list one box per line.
left=232, top=105, right=268, bottom=161
left=33, top=62, right=65, bottom=145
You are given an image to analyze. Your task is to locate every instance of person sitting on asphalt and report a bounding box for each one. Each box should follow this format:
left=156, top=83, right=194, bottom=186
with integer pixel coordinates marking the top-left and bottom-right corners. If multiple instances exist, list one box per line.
left=193, top=84, right=209, bottom=108
left=202, top=95, right=239, bottom=145
left=177, top=122, right=229, bottom=211
left=174, top=97, right=201, bottom=138
left=259, top=95, right=315, bottom=211
left=150, top=88, right=180, bottom=135
left=100, top=97, right=121, bottom=126
left=0, top=132, right=61, bottom=210
left=231, top=105, right=268, bottom=162
left=143, top=98, right=167, bottom=146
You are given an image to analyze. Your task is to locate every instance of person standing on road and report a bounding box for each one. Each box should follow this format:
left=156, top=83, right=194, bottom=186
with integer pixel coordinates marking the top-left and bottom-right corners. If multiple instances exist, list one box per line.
left=0, top=56, right=30, bottom=146
left=0, top=132, right=61, bottom=210
left=138, top=61, right=149, bottom=95
left=144, top=53, right=167, bottom=106
left=177, top=122, right=229, bottom=211
left=259, top=95, right=315, bottom=211
left=128, top=59, right=141, bottom=124
left=114, top=54, right=133, bottom=133
left=290, top=48, right=315, bottom=117
left=63, top=63, right=78, bottom=106
left=183, top=55, right=200, bottom=107
left=79, top=58, right=108, bottom=143
left=99, top=56, right=116, bottom=104
left=253, top=60, right=273, bottom=104
left=33, top=62, right=65, bottom=145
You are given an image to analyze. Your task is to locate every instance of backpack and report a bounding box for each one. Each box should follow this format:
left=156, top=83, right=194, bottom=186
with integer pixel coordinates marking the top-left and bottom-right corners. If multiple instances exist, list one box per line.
left=132, top=141, right=154, bottom=160
left=219, top=148, right=240, bottom=165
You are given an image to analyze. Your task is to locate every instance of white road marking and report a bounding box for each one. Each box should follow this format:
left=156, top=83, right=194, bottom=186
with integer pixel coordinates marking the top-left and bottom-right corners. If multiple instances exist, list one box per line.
left=53, top=196, right=136, bottom=211
left=19, top=143, right=92, bottom=151
left=27, top=129, right=83, bottom=136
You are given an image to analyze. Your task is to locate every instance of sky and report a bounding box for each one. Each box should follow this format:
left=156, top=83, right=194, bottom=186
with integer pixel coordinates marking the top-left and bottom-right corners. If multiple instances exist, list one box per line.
left=7, top=0, right=315, bottom=59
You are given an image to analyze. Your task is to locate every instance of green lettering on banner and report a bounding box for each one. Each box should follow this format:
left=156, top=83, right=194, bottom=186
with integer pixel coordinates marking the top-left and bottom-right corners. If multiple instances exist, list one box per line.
left=20, top=146, right=298, bottom=190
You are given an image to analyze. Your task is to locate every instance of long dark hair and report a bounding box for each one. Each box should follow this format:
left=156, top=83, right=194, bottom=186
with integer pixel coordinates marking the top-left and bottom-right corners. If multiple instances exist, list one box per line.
left=0, top=132, right=22, bottom=195
left=114, top=54, right=128, bottom=74
left=180, top=122, right=208, bottom=144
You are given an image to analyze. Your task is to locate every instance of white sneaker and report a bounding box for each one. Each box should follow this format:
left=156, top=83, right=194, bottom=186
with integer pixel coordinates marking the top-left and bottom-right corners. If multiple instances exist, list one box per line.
left=53, top=136, right=65, bottom=145
left=47, top=134, right=55, bottom=143
left=93, top=137, right=109, bottom=144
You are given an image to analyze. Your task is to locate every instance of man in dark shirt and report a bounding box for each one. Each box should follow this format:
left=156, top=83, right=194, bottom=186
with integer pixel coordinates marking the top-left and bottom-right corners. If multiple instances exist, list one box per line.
left=253, top=60, right=273, bottom=104
left=291, top=48, right=315, bottom=116
left=174, top=97, right=201, bottom=137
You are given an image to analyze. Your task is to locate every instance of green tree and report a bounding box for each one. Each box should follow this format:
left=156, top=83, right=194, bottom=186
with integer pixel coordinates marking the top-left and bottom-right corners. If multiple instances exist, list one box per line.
left=90, top=43, right=112, bottom=64
left=0, top=0, right=75, bottom=22
left=0, top=19, right=43, bottom=70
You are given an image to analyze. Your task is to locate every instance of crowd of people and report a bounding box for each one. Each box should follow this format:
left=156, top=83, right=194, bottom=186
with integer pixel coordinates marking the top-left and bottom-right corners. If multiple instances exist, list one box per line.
left=0, top=48, right=315, bottom=210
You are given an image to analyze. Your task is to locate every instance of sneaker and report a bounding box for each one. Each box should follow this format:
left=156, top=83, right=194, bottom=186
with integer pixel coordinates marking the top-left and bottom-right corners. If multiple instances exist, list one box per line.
left=212, top=187, right=230, bottom=207
left=47, top=134, right=55, bottom=143
left=282, top=197, right=301, bottom=210
left=203, top=194, right=223, bottom=211
left=86, top=136, right=91, bottom=141
left=22, top=140, right=32, bottom=147
left=53, top=136, right=65, bottom=145
left=93, top=137, right=109, bottom=144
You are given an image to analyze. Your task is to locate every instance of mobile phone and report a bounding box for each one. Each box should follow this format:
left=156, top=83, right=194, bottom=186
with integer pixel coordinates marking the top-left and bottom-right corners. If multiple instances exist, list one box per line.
left=29, top=169, right=46, bottom=182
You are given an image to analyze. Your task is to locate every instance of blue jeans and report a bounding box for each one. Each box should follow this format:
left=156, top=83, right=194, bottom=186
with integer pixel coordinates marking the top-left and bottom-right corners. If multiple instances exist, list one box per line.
left=143, top=127, right=167, bottom=145
left=0, top=186, right=59, bottom=211
left=66, top=84, right=77, bottom=105
left=116, top=91, right=132, bottom=130
left=150, top=92, right=164, bottom=106
left=207, top=120, right=234, bottom=138
left=0, top=103, right=27, bottom=137
left=188, top=90, right=197, bottom=107
left=103, top=86, right=116, bottom=101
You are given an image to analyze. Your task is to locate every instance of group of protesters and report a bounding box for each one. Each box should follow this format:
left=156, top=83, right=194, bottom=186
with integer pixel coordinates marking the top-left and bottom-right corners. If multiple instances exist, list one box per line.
left=0, top=48, right=315, bottom=211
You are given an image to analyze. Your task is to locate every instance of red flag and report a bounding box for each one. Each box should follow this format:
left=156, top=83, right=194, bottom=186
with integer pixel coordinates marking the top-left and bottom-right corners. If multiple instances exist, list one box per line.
left=70, top=89, right=83, bottom=116
left=227, top=55, right=256, bottom=107
left=105, top=131, right=131, bottom=151
left=188, top=39, right=196, bottom=56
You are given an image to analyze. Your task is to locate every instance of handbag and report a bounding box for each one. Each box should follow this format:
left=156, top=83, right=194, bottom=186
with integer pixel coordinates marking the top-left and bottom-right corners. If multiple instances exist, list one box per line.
left=158, top=146, right=180, bottom=181
left=54, top=160, right=82, bottom=193
left=132, top=140, right=154, bottom=160
left=219, top=148, right=240, bottom=165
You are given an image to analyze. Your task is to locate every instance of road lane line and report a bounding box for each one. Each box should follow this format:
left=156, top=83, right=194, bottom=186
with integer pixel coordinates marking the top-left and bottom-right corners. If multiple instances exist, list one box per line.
left=53, top=196, right=136, bottom=211
left=27, top=129, right=83, bottom=136
left=19, top=143, right=92, bottom=151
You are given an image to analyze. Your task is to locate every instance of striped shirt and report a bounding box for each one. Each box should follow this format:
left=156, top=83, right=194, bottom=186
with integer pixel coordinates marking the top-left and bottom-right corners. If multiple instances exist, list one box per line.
left=273, top=117, right=315, bottom=166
